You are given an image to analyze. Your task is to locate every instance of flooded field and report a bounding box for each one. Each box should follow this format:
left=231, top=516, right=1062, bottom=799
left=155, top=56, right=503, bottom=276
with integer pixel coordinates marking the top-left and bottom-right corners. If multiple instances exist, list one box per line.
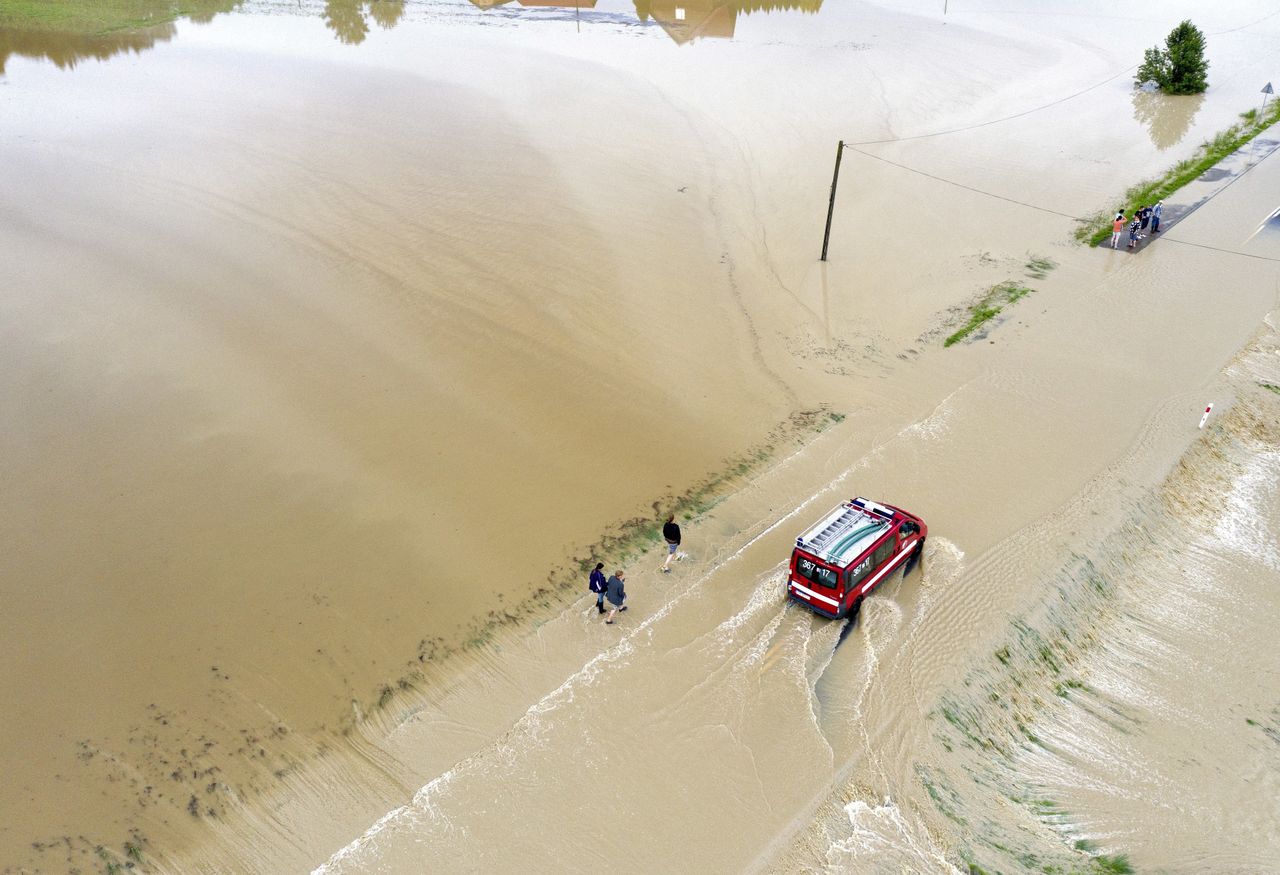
left=2, top=1, right=1279, bottom=872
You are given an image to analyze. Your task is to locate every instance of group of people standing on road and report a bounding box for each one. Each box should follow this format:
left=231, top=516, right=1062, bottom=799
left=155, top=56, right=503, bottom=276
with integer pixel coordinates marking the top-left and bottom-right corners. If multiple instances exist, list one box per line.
left=1110, top=201, right=1163, bottom=249
left=587, top=514, right=683, bottom=625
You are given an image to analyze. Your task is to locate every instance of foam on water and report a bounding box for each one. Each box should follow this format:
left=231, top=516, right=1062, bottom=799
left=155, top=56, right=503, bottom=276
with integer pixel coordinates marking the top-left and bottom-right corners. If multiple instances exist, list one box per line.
left=823, top=797, right=961, bottom=874
left=1214, top=449, right=1280, bottom=570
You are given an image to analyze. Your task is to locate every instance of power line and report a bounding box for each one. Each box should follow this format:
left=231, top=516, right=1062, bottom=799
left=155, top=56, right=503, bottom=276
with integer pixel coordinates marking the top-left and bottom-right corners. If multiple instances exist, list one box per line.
left=846, top=145, right=1081, bottom=219
left=843, top=65, right=1136, bottom=146
left=1158, top=237, right=1280, bottom=263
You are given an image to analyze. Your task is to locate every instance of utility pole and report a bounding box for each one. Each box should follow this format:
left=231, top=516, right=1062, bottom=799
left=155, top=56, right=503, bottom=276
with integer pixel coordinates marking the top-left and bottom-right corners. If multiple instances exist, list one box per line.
left=820, top=140, right=845, bottom=262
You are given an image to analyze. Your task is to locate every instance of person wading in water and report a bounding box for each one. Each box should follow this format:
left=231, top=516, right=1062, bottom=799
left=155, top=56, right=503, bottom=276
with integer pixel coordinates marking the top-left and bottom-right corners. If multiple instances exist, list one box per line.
left=661, top=514, right=681, bottom=573
left=588, top=562, right=607, bottom=614
left=604, top=570, right=627, bottom=624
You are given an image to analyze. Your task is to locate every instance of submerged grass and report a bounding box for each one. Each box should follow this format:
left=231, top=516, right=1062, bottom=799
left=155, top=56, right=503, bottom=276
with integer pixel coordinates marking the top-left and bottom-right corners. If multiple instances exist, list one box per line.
left=1091, top=854, right=1134, bottom=874
left=1025, top=254, right=1058, bottom=280
left=1076, top=102, right=1280, bottom=246
left=925, top=551, right=1143, bottom=875
left=944, top=281, right=1035, bottom=347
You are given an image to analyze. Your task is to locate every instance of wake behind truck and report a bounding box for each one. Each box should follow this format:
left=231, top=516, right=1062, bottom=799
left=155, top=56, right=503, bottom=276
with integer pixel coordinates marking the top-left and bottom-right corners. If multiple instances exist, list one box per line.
left=787, top=497, right=926, bottom=619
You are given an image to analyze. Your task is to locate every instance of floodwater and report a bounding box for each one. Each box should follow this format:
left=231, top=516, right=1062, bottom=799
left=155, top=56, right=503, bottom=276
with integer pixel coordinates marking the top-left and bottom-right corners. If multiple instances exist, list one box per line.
left=2, top=1, right=1279, bottom=872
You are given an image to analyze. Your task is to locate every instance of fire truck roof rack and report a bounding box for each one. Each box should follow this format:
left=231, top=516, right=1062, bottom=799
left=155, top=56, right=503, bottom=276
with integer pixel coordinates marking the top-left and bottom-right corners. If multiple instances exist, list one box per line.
left=795, top=498, right=891, bottom=567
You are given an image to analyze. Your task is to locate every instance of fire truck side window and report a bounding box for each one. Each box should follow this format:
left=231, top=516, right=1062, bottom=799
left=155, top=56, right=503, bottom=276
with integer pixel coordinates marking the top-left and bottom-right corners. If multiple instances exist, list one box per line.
left=848, top=537, right=896, bottom=590
left=872, top=539, right=895, bottom=567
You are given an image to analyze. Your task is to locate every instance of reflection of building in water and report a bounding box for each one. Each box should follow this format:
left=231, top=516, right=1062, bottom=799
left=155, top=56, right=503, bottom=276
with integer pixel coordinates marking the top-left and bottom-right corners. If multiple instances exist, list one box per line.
left=466, top=0, right=821, bottom=44
left=637, top=1, right=823, bottom=44
left=467, top=0, right=597, bottom=8
left=0, top=0, right=239, bottom=75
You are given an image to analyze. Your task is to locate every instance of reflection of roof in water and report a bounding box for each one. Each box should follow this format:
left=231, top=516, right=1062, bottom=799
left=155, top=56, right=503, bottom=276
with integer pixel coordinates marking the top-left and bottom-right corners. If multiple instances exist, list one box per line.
left=467, top=0, right=823, bottom=44
left=467, top=0, right=596, bottom=7
left=645, top=0, right=828, bottom=44
left=645, top=2, right=737, bottom=45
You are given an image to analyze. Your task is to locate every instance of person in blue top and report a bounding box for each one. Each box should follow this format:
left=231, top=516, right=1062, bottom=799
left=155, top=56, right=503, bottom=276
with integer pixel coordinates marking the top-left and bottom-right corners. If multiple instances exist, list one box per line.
left=588, top=562, right=607, bottom=614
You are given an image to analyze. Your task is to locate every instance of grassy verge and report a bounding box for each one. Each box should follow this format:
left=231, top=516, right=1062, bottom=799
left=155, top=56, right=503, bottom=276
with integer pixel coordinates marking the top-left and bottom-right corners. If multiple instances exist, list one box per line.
left=0, top=0, right=238, bottom=35
left=944, top=281, right=1034, bottom=347
left=1076, top=100, right=1280, bottom=246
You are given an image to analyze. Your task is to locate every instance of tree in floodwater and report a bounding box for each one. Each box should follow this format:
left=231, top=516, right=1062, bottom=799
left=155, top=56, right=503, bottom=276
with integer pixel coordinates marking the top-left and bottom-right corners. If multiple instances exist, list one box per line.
left=1135, top=20, right=1209, bottom=95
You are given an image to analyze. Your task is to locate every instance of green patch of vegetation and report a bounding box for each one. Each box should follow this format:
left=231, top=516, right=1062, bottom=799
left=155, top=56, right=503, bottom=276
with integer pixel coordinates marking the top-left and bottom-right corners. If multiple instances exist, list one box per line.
left=959, top=849, right=993, bottom=875
left=1259, top=382, right=1280, bottom=396
left=945, top=281, right=1035, bottom=347
left=0, top=0, right=239, bottom=35
left=96, top=846, right=124, bottom=875
left=1091, top=853, right=1134, bottom=874
left=917, top=766, right=969, bottom=828
left=1076, top=97, right=1280, bottom=246
left=1037, top=644, right=1061, bottom=674
left=124, top=841, right=144, bottom=863
left=1030, top=798, right=1063, bottom=816
left=1025, top=254, right=1057, bottom=279
left=1074, top=839, right=1097, bottom=853
left=1016, top=721, right=1043, bottom=746
left=1054, top=678, right=1088, bottom=698
left=1246, top=717, right=1260, bottom=726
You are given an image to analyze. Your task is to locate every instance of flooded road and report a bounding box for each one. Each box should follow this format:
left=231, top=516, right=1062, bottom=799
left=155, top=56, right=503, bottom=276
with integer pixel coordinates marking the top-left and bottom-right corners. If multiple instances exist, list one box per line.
left=2, top=1, right=1279, bottom=872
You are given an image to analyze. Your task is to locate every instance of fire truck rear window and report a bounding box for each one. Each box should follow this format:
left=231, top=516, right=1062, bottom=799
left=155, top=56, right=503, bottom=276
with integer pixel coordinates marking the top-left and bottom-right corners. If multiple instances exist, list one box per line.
left=796, top=556, right=839, bottom=589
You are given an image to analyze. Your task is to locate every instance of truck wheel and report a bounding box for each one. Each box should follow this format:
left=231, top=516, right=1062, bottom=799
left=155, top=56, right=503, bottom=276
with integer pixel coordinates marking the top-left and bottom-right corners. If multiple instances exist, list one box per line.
left=906, top=539, right=925, bottom=575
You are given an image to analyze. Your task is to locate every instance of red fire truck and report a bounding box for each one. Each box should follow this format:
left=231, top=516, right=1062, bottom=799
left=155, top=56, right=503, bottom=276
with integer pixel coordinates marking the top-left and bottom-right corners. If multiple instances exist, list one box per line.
left=787, top=497, right=926, bottom=619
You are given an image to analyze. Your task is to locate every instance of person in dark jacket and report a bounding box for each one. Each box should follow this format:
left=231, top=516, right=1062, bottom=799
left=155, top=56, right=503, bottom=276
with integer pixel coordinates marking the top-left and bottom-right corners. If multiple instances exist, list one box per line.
left=604, top=570, right=627, bottom=624
left=661, top=514, right=681, bottom=573
left=588, top=562, right=607, bottom=614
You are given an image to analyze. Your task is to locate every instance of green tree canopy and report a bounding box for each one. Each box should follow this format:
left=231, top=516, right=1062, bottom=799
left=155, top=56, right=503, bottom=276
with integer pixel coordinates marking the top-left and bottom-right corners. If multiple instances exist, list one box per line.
left=1136, top=20, right=1209, bottom=95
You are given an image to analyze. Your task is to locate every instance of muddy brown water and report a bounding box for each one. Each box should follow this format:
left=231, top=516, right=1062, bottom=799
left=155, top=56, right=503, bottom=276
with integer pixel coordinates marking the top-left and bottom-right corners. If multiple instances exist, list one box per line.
left=2, top=1, right=1279, bottom=872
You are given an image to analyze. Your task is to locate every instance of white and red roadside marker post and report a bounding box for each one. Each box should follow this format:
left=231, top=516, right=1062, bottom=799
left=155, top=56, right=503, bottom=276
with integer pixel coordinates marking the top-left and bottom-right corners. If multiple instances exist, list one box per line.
left=1199, top=403, right=1214, bottom=429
